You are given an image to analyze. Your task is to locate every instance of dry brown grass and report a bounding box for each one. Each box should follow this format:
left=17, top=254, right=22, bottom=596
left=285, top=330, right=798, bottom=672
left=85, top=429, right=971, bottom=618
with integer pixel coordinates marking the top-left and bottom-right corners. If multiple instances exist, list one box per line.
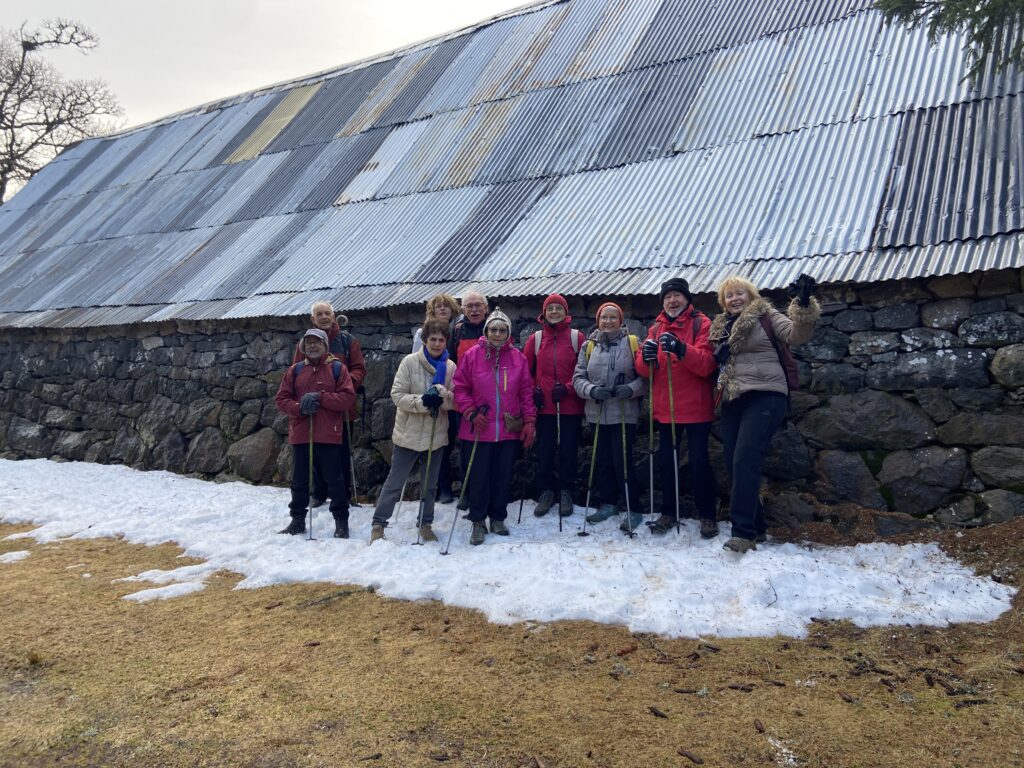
left=1, top=520, right=1023, bottom=768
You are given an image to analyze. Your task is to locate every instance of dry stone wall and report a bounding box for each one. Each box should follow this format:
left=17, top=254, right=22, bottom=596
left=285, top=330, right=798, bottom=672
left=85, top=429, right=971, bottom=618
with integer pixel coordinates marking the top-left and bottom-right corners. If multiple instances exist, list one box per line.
left=2, top=268, right=1023, bottom=534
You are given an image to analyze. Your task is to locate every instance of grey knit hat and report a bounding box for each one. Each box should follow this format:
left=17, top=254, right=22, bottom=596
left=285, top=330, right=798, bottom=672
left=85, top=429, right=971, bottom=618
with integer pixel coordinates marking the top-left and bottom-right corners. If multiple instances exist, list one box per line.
left=483, top=307, right=512, bottom=333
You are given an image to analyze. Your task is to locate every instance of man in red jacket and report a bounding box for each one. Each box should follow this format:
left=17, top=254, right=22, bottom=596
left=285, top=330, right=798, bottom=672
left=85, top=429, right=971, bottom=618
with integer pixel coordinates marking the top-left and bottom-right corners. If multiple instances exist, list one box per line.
left=277, top=328, right=357, bottom=538
left=634, top=278, right=719, bottom=537
left=291, top=301, right=366, bottom=507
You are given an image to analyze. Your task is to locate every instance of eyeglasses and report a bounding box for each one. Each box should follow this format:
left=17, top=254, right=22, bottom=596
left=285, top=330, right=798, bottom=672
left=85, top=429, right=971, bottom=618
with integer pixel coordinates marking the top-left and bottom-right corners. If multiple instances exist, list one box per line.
left=486, top=326, right=509, bottom=335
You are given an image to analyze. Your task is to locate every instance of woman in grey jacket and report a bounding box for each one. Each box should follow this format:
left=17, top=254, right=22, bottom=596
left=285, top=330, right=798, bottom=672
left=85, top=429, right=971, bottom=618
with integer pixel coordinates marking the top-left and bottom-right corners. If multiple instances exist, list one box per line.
left=709, top=275, right=819, bottom=554
left=572, top=302, right=647, bottom=530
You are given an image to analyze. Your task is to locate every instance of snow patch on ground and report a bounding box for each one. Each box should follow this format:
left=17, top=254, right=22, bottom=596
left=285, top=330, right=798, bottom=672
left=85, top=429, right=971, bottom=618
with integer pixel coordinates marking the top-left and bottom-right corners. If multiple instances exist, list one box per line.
left=0, top=550, right=31, bottom=564
left=0, top=459, right=1015, bottom=638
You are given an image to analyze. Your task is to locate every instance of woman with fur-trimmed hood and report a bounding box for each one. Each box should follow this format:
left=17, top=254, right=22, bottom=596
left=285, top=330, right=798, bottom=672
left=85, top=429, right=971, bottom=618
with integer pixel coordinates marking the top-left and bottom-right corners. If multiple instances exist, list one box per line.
left=709, top=274, right=820, bottom=554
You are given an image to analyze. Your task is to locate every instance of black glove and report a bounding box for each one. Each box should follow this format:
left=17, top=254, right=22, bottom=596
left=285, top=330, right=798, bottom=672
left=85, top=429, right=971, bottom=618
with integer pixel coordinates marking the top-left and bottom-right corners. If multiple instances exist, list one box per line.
left=787, top=273, right=817, bottom=307
left=613, top=384, right=632, bottom=399
left=533, top=387, right=544, bottom=409
left=551, top=382, right=567, bottom=403
left=713, top=342, right=731, bottom=365
left=421, top=386, right=443, bottom=414
left=299, top=392, right=321, bottom=416
left=641, top=338, right=659, bottom=363
left=659, top=333, right=685, bottom=359
left=591, top=386, right=613, bottom=402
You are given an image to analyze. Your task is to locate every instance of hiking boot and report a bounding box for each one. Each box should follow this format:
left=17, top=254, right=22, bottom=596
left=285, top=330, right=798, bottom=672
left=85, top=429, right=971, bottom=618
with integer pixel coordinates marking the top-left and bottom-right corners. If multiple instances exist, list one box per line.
left=470, top=522, right=487, bottom=545
left=700, top=518, right=719, bottom=539
left=438, top=492, right=454, bottom=505
left=586, top=503, right=618, bottom=524
left=333, top=520, right=349, bottom=539
left=755, top=533, right=768, bottom=544
left=723, top=536, right=757, bottom=554
left=279, top=516, right=305, bottom=535
left=534, top=489, right=555, bottom=517
left=369, top=523, right=385, bottom=544
left=489, top=519, right=510, bottom=536
left=648, top=513, right=677, bottom=535
left=619, top=512, right=644, bottom=532
left=309, top=496, right=326, bottom=509
left=419, top=525, right=438, bottom=542
left=559, top=490, right=574, bottom=517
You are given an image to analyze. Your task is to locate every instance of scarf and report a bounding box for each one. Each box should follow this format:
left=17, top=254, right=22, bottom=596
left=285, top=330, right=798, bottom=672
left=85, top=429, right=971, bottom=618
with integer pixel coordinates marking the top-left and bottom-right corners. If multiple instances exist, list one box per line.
left=422, top=346, right=449, bottom=387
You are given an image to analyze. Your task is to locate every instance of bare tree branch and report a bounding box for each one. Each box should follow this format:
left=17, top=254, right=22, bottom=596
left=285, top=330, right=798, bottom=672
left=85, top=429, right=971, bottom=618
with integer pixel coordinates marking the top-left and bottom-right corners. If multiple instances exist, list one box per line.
left=0, top=19, right=122, bottom=202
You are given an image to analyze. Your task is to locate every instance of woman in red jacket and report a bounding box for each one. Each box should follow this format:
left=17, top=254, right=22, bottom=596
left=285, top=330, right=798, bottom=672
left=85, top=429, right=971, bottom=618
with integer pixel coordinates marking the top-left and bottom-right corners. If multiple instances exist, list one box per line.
left=523, top=293, right=585, bottom=517
left=634, top=279, right=719, bottom=537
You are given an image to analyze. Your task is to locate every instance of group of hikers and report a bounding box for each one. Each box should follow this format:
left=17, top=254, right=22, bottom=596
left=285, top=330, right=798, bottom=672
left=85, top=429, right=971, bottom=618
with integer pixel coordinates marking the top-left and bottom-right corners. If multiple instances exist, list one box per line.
left=274, top=274, right=820, bottom=555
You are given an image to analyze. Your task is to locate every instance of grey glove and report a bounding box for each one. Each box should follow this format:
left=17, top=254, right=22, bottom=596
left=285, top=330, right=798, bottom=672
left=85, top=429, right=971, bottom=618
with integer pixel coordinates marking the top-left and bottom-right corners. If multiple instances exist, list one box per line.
left=299, top=392, right=321, bottom=415
left=591, top=386, right=613, bottom=402
left=613, top=384, right=633, bottom=399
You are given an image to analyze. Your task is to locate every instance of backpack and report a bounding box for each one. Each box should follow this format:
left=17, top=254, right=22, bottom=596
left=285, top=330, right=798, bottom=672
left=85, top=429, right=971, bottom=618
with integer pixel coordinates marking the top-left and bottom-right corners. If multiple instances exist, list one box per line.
left=532, top=327, right=583, bottom=355
left=758, top=315, right=800, bottom=391
left=329, top=331, right=352, bottom=363
left=585, top=334, right=639, bottom=362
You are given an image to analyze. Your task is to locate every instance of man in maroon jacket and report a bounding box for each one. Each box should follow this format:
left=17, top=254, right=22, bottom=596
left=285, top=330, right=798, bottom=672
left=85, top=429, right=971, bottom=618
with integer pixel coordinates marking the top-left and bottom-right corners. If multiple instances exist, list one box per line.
left=276, top=328, right=356, bottom=538
left=291, top=301, right=366, bottom=507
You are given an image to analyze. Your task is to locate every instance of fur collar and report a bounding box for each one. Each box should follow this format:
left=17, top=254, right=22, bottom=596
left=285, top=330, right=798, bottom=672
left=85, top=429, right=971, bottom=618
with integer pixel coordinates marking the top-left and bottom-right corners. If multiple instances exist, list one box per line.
left=709, top=297, right=775, bottom=347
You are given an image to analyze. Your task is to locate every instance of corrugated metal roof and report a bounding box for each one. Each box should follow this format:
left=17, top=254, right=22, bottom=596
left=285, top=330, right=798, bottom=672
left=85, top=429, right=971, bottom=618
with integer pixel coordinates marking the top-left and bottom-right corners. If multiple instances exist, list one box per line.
left=876, top=93, right=1024, bottom=248
left=3, top=1, right=1023, bottom=328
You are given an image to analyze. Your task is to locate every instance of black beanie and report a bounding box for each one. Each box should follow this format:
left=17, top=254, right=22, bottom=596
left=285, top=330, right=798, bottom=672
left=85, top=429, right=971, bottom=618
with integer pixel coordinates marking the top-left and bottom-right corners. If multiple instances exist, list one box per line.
left=660, top=278, right=692, bottom=302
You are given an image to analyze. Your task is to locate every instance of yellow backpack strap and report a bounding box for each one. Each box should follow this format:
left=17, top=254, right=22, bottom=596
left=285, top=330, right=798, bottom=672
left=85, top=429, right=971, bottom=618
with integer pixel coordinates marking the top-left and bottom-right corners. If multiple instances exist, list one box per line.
left=585, top=339, right=595, bottom=362
left=628, top=334, right=638, bottom=355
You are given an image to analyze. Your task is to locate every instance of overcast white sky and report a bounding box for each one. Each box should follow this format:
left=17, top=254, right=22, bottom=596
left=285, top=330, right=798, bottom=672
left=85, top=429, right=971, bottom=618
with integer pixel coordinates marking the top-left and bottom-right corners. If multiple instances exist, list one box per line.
left=4, top=0, right=530, bottom=130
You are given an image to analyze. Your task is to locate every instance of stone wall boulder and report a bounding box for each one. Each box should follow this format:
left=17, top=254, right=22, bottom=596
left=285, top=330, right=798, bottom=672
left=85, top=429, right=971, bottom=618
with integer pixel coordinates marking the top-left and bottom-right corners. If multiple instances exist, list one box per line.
left=8, top=416, right=53, bottom=456
left=111, top=426, right=147, bottom=466
left=810, top=364, right=865, bottom=395
left=814, top=450, right=888, bottom=509
left=765, top=492, right=816, bottom=529
left=227, top=428, right=281, bottom=483
left=877, top=446, right=967, bottom=514
left=183, top=427, right=229, bottom=474
left=798, top=390, right=935, bottom=450
left=976, top=490, right=1024, bottom=525
left=848, top=332, right=900, bottom=356
left=990, top=343, right=1024, bottom=387
left=970, top=446, right=1024, bottom=489
left=865, top=349, right=989, bottom=390
left=52, top=430, right=96, bottom=461
left=873, top=302, right=919, bottom=330
left=152, top=431, right=188, bottom=471
left=137, top=395, right=179, bottom=449
left=800, top=327, right=850, bottom=361
left=175, top=398, right=222, bottom=435
left=921, top=298, right=972, bottom=331
left=937, top=412, right=1024, bottom=446
left=958, top=312, right=1024, bottom=347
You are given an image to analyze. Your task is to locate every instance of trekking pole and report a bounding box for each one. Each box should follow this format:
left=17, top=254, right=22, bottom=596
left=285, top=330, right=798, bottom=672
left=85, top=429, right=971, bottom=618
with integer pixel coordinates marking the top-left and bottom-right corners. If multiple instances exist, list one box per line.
left=346, top=419, right=360, bottom=506
left=555, top=400, right=563, bottom=533
left=517, top=445, right=529, bottom=524
left=441, top=406, right=486, bottom=555
left=413, top=411, right=439, bottom=546
left=307, top=415, right=316, bottom=541
left=619, top=377, right=637, bottom=539
left=665, top=356, right=681, bottom=534
left=578, top=401, right=604, bottom=537
left=648, top=364, right=656, bottom=522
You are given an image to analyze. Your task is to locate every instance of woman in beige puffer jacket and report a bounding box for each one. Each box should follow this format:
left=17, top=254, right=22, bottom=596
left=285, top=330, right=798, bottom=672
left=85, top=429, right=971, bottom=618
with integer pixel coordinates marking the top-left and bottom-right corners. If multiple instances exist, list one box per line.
left=709, top=275, right=820, bottom=554
left=370, top=319, right=455, bottom=543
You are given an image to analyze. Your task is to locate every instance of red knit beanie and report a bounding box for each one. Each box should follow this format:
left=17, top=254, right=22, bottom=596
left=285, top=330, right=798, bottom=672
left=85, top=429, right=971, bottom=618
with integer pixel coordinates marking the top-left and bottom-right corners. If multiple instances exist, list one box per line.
left=542, top=293, right=569, bottom=313
left=595, top=301, right=624, bottom=323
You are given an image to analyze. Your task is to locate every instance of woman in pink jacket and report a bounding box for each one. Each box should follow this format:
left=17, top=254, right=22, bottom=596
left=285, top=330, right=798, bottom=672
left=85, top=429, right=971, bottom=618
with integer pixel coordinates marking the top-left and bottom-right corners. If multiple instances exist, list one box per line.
left=452, top=308, right=537, bottom=545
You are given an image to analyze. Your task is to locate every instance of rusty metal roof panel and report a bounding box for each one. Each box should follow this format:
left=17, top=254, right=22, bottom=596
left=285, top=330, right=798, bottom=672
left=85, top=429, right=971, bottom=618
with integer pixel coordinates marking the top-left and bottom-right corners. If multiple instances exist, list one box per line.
left=180, top=94, right=281, bottom=170
left=338, top=47, right=437, bottom=137
left=876, top=93, right=1024, bottom=248
left=227, top=143, right=328, bottom=222
left=371, top=33, right=473, bottom=127
left=373, top=109, right=481, bottom=196
left=522, top=0, right=607, bottom=90
left=561, top=0, right=663, bottom=82
left=265, top=59, right=400, bottom=151
left=336, top=120, right=433, bottom=204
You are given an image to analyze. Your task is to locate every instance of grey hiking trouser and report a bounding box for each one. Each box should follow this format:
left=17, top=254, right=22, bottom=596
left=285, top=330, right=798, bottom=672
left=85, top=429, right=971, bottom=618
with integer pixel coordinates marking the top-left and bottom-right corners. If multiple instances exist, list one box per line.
left=372, top=445, right=444, bottom=527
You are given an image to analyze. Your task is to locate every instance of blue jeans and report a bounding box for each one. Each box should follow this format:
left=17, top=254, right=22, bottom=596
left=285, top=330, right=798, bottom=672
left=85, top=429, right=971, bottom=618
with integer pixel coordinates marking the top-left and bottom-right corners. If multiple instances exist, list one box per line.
left=720, top=391, right=788, bottom=540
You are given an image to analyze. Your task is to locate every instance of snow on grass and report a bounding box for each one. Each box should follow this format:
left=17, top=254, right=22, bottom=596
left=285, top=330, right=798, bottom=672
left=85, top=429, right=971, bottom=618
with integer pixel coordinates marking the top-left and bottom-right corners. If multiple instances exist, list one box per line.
left=0, top=458, right=1015, bottom=638
left=1, top=550, right=31, bottom=564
